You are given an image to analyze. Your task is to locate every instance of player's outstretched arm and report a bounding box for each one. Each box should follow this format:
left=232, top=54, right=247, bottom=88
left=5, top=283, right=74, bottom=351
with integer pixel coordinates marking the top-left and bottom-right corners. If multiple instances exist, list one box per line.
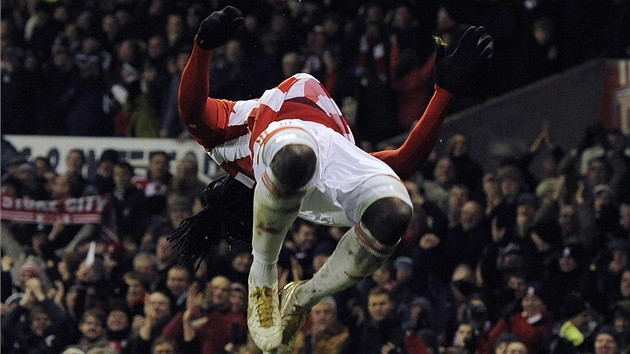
left=372, top=26, right=493, bottom=180
left=178, top=6, right=244, bottom=142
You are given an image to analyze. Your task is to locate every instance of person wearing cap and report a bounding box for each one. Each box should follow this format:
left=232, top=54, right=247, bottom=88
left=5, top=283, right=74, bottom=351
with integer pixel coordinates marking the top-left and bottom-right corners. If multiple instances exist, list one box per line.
left=543, top=243, right=590, bottom=314
left=402, top=296, right=435, bottom=334
left=514, top=193, right=538, bottom=239
left=392, top=256, right=414, bottom=311
left=493, top=333, right=520, bottom=354
left=14, top=161, right=49, bottom=199
left=91, top=149, right=119, bottom=194
left=592, top=184, right=619, bottom=246
left=311, top=240, right=336, bottom=274
left=488, top=282, right=555, bottom=354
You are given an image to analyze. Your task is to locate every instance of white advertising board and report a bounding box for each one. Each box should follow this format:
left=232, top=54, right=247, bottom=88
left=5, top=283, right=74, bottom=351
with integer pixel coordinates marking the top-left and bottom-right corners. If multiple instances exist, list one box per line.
left=3, top=135, right=222, bottom=183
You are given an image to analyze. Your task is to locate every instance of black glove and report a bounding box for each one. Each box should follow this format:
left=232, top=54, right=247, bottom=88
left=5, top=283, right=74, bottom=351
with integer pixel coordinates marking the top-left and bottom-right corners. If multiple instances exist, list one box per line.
left=196, top=6, right=244, bottom=50
left=434, top=26, right=493, bottom=95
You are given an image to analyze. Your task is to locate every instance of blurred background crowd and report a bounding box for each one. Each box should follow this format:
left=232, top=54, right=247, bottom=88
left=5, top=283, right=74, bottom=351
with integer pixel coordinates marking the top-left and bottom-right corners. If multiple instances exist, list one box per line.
left=1, top=0, right=630, bottom=353
left=2, top=0, right=628, bottom=144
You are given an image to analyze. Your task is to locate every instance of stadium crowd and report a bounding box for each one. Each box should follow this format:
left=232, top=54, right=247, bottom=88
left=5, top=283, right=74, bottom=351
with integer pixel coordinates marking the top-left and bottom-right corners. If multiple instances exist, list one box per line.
left=2, top=123, right=630, bottom=353
left=1, top=0, right=629, bottom=143
left=1, top=0, right=630, bottom=353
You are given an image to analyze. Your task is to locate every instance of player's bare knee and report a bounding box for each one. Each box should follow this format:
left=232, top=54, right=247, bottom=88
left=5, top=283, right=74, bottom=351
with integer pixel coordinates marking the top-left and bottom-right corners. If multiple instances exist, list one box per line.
left=270, top=144, right=316, bottom=192
left=361, top=197, right=412, bottom=245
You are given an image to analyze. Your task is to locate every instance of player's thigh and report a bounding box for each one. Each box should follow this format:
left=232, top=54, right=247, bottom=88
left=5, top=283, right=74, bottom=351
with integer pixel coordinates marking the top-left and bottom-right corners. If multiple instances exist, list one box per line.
left=320, top=135, right=412, bottom=225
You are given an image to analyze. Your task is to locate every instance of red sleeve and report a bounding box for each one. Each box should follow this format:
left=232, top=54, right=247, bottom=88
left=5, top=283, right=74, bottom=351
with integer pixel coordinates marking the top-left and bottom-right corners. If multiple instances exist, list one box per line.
left=404, top=333, right=429, bottom=354
left=487, top=318, right=509, bottom=348
left=371, top=86, right=453, bottom=180
left=178, top=37, right=237, bottom=149
left=161, top=311, right=184, bottom=341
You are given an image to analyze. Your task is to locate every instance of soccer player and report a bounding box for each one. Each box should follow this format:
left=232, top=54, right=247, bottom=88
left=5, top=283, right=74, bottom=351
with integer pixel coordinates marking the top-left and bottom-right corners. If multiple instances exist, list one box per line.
left=175, top=6, right=493, bottom=353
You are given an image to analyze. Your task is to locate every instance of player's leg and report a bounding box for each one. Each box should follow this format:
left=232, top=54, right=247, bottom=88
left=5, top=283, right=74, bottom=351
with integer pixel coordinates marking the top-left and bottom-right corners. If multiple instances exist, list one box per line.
left=248, top=125, right=317, bottom=351
left=279, top=173, right=412, bottom=351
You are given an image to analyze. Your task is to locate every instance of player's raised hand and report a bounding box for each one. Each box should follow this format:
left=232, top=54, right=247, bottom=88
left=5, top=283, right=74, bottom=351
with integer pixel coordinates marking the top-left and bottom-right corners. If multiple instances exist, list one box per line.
left=196, top=6, right=244, bottom=50
left=434, top=26, right=493, bottom=95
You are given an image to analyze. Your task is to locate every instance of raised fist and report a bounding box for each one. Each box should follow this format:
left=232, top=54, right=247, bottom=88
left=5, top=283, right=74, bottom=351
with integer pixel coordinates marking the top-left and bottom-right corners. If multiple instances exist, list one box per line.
left=434, top=26, right=493, bottom=95
left=196, top=6, right=244, bottom=50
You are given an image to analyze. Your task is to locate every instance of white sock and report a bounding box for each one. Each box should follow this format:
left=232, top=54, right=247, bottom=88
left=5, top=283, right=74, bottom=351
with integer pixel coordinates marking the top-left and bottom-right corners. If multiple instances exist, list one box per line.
left=296, top=223, right=397, bottom=307
left=249, top=168, right=304, bottom=286
left=249, top=254, right=278, bottom=287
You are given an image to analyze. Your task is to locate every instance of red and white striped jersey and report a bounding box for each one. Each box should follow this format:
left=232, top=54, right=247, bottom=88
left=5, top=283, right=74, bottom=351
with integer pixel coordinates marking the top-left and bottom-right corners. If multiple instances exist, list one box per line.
left=179, top=42, right=453, bottom=188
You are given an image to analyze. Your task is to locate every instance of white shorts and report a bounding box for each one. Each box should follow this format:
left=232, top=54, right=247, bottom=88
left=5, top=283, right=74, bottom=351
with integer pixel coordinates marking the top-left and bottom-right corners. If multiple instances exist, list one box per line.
left=252, top=120, right=412, bottom=227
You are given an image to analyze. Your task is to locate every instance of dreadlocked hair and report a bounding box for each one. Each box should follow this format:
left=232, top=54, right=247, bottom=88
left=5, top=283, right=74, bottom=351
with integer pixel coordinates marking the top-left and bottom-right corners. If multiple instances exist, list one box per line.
left=168, top=175, right=254, bottom=271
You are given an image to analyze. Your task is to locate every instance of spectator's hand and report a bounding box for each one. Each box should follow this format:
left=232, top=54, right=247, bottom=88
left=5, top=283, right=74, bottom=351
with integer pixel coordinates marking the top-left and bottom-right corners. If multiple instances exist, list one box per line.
left=279, top=268, right=290, bottom=291
left=1, top=303, right=14, bottom=315
left=419, top=233, right=440, bottom=249
left=20, top=287, right=36, bottom=309
left=75, top=261, right=93, bottom=283
left=196, top=6, right=244, bottom=50
left=132, top=314, right=145, bottom=333
left=143, top=294, right=158, bottom=322
left=575, top=181, right=585, bottom=205
left=184, top=282, right=202, bottom=323
left=48, top=220, right=65, bottom=242
left=350, top=302, right=365, bottom=325
left=551, top=174, right=566, bottom=201
left=381, top=342, right=398, bottom=354
left=58, top=260, right=72, bottom=282
left=103, top=253, right=118, bottom=275
left=25, top=277, right=46, bottom=302
left=434, top=26, right=493, bottom=95
left=491, top=217, right=506, bottom=243
left=224, top=342, right=237, bottom=353
left=290, top=256, right=304, bottom=281
left=1, top=255, right=13, bottom=272
left=51, top=280, right=65, bottom=308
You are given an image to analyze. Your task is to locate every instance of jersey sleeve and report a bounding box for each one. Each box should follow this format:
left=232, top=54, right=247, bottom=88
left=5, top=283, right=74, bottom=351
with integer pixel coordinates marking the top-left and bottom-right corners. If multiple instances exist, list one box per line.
left=178, top=38, right=236, bottom=149
left=371, top=86, right=453, bottom=180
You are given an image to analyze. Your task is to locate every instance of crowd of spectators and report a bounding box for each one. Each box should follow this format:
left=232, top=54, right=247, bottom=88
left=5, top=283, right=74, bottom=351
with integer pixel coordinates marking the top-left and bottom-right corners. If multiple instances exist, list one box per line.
left=2, top=0, right=630, bottom=353
left=2, top=0, right=629, bottom=145
left=2, top=118, right=630, bottom=354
